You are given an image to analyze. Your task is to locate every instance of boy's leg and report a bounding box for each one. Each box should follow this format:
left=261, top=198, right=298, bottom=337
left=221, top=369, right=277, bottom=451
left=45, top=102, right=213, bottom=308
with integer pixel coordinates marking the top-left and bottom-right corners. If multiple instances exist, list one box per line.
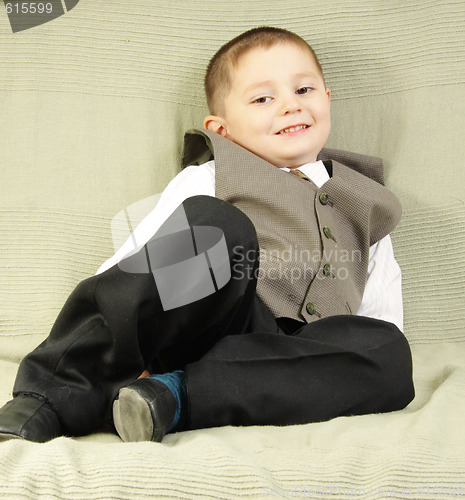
left=185, top=314, right=415, bottom=429
left=1, top=196, right=259, bottom=440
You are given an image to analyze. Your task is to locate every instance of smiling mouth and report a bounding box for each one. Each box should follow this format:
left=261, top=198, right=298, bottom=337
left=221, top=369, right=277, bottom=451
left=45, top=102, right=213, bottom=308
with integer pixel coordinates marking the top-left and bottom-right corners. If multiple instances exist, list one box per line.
left=276, top=124, right=310, bottom=135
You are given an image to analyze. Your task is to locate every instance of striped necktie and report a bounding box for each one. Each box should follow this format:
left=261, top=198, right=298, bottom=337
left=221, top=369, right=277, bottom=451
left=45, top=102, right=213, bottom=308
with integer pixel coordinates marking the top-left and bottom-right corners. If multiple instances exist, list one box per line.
left=289, top=168, right=311, bottom=182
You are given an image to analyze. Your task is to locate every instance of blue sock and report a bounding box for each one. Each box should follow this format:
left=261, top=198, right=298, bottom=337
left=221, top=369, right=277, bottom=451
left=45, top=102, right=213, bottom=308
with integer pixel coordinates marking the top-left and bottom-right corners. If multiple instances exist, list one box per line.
left=149, top=370, right=187, bottom=433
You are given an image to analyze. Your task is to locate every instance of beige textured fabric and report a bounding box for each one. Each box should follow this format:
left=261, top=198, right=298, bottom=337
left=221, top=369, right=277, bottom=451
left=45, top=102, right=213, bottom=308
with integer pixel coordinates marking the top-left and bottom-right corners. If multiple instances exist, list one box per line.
left=184, top=129, right=401, bottom=322
left=0, top=0, right=464, bottom=498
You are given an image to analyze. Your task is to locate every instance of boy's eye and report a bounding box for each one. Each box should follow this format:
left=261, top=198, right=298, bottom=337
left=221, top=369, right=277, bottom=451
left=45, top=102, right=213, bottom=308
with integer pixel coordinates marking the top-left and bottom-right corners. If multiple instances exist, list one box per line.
left=296, top=87, right=313, bottom=95
left=253, top=96, right=273, bottom=104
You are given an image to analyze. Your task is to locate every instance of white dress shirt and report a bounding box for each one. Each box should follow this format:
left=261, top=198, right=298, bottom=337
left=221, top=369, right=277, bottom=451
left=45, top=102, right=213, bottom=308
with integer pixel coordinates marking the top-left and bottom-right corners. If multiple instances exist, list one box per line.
left=98, top=159, right=403, bottom=331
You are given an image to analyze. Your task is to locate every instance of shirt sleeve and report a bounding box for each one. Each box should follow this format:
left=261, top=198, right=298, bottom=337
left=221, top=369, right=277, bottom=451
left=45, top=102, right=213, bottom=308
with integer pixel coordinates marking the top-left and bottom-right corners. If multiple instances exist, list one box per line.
left=96, top=161, right=215, bottom=274
left=355, top=235, right=404, bottom=332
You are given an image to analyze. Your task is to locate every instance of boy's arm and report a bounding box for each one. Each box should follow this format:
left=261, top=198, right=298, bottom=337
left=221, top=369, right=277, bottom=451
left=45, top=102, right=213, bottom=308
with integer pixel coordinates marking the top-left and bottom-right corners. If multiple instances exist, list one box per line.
left=96, top=161, right=215, bottom=274
left=356, top=235, right=404, bottom=331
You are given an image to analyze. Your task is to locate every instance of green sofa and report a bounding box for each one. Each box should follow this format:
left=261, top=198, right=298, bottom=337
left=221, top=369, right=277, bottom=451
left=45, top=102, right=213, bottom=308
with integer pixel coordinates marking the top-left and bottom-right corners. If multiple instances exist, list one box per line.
left=1, top=1, right=464, bottom=497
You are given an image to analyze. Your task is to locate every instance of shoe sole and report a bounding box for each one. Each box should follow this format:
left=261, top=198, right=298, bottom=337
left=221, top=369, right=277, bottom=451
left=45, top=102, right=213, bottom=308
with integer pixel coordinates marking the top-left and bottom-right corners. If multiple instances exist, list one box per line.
left=113, top=388, right=156, bottom=442
left=0, top=432, right=24, bottom=442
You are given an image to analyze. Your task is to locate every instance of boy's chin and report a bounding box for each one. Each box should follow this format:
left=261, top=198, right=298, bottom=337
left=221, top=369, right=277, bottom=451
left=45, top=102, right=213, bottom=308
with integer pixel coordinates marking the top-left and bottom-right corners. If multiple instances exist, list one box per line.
left=274, top=155, right=319, bottom=169
left=241, top=143, right=319, bottom=168
left=266, top=146, right=322, bottom=168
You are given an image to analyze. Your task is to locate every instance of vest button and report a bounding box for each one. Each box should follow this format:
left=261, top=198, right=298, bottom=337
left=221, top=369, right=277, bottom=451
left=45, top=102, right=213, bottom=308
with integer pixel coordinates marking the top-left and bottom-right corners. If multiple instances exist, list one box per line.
left=323, top=263, right=332, bottom=276
left=323, top=226, right=333, bottom=239
left=319, top=192, right=329, bottom=205
left=306, top=302, right=316, bottom=315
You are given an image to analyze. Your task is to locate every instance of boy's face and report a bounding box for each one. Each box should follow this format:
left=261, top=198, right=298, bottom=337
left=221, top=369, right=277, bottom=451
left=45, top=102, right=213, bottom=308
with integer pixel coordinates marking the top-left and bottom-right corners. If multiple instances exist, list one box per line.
left=204, top=43, right=331, bottom=168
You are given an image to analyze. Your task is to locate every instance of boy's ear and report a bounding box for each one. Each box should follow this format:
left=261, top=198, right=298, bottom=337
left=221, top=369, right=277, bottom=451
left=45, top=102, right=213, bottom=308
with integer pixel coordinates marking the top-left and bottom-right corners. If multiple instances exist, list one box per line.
left=203, top=115, right=229, bottom=138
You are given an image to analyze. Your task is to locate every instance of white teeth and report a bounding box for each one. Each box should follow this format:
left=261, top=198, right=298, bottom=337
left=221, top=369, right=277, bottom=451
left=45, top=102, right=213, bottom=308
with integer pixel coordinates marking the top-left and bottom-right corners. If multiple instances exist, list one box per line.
left=278, top=125, right=307, bottom=134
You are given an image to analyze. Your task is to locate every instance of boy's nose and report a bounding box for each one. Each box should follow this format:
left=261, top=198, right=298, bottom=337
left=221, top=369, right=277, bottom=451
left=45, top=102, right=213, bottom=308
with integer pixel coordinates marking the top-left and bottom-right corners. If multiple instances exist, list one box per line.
left=280, top=95, right=301, bottom=115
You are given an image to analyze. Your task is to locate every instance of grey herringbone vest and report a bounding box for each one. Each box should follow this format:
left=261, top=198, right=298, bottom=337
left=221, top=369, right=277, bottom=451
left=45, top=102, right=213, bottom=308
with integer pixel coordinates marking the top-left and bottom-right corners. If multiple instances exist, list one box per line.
left=182, top=129, right=402, bottom=323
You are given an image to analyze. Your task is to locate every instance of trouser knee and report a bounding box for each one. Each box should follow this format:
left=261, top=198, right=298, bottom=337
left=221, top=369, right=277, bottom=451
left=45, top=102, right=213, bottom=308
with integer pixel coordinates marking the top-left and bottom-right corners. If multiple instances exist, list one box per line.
left=366, top=324, right=415, bottom=412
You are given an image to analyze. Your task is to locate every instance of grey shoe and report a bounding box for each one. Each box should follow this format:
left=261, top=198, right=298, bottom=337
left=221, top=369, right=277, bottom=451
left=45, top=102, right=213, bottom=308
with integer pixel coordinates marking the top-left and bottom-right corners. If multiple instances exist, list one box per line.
left=113, top=378, right=177, bottom=442
left=0, top=394, right=64, bottom=443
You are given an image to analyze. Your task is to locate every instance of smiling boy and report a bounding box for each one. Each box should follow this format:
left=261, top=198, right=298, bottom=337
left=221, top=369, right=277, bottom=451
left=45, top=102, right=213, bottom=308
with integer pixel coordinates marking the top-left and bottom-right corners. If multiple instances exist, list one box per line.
left=204, top=39, right=331, bottom=168
left=0, top=27, right=414, bottom=443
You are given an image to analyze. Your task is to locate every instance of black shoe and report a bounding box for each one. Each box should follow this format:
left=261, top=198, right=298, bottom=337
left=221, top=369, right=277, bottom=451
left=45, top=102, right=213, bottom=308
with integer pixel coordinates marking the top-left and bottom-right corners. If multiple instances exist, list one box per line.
left=0, top=394, right=65, bottom=443
left=113, top=378, right=177, bottom=442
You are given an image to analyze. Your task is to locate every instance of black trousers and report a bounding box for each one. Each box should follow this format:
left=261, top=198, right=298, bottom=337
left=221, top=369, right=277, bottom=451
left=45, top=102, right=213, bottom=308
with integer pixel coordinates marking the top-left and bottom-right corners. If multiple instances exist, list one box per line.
left=13, top=196, right=414, bottom=436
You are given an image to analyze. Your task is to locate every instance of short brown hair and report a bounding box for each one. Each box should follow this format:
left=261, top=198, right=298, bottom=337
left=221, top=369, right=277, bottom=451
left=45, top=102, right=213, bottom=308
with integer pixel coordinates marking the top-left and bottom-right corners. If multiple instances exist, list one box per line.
left=205, top=27, right=325, bottom=115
